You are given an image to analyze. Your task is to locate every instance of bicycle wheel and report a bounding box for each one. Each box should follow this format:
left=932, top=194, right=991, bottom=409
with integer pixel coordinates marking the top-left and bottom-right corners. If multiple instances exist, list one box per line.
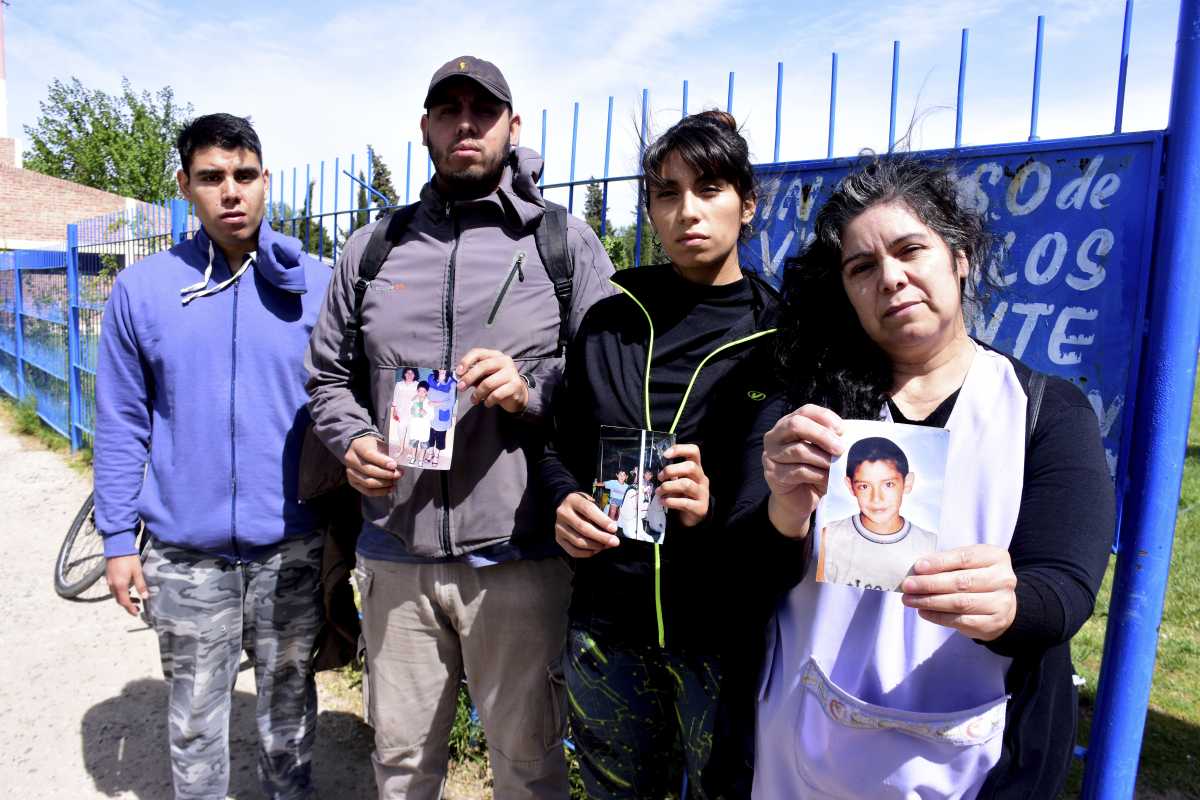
left=54, top=492, right=107, bottom=599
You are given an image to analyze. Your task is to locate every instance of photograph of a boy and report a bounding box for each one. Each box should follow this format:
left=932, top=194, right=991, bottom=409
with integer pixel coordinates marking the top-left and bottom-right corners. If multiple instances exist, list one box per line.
left=816, top=436, right=938, bottom=591
left=405, top=381, right=433, bottom=466
left=594, top=470, right=630, bottom=520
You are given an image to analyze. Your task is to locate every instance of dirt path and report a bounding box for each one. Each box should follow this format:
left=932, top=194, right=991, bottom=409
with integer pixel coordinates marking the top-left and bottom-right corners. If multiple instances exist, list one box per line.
left=0, top=420, right=376, bottom=799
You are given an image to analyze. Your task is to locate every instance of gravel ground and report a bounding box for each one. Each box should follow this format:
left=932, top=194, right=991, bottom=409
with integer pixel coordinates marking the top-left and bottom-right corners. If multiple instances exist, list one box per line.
left=0, top=418, right=377, bottom=798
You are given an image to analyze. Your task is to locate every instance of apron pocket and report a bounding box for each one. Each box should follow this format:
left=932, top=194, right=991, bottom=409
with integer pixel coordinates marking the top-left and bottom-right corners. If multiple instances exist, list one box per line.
left=793, top=657, right=1007, bottom=800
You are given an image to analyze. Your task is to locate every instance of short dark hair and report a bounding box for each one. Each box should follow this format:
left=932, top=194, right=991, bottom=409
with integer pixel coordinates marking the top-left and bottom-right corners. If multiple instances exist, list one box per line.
left=846, top=436, right=909, bottom=479
left=642, top=110, right=756, bottom=239
left=176, top=113, right=263, bottom=176
left=417, top=381, right=430, bottom=391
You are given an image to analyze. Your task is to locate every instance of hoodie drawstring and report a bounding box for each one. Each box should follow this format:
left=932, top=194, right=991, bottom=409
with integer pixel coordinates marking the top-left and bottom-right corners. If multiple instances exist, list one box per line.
left=181, top=240, right=255, bottom=305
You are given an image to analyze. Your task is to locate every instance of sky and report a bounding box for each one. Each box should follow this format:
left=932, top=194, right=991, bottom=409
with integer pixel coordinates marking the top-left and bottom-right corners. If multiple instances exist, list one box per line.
left=1, top=0, right=1184, bottom=225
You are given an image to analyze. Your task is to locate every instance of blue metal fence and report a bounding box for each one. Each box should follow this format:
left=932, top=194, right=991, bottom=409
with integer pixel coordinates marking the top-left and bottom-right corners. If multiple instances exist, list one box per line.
left=0, top=249, right=70, bottom=436
left=0, top=1, right=1196, bottom=797
left=0, top=201, right=185, bottom=448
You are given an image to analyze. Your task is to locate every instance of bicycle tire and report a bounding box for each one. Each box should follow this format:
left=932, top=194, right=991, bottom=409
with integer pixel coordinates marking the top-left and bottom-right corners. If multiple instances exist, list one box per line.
left=54, top=492, right=107, bottom=599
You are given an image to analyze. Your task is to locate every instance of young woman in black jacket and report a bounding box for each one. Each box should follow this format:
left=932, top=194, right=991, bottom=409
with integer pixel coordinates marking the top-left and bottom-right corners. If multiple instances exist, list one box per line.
left=540, top=111, right=804, bottom=798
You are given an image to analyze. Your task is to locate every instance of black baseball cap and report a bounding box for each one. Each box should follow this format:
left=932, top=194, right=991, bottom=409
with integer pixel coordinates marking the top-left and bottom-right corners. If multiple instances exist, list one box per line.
left=424, top=56, right=512, bottom=108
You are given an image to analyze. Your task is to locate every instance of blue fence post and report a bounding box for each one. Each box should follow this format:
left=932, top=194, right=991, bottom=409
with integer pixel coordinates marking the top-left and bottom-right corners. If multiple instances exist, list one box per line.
left=634, top=88, right=649, bottom=267
left=1115, top=0, right=1135, bottom=133
left=889, top=40, right=900, bottom=152
left=828, top=53, right=838, bottom=159
left=1030, top=15, right=1045, bottom=141
left=540, top=109, right=547, bottom=188
left=600, top=96, right=613, bottom=238
left=66, top=225, right=82, bottom=452
left=12, top=253, right=25, bottom=402
left=774, top=61, right=784, bottom=162
left=956, top=29, right=969, bottom=148
left=170, top=199, right=189, bottom=246
left=568, top=101, right=579, bottom=214
left=1082, top=0, right=1200, bottom=796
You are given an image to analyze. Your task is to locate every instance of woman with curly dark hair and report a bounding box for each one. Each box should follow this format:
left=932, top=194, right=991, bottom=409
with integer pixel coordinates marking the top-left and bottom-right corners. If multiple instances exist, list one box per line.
left=752, top=157, right=1114, bottom=798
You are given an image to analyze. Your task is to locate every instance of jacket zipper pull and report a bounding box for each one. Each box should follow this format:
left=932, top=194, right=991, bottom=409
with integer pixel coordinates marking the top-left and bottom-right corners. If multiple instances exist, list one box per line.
left=514, top=251, right=526, bottom=281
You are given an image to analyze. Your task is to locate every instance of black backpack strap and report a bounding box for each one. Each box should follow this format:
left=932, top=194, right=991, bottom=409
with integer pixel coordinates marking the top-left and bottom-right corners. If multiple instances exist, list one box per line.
left=340, top=202, right=420, bottom=362
left=1025, top=370, right=1048, bottom=450
left=534, top=203, right=574, bottom=356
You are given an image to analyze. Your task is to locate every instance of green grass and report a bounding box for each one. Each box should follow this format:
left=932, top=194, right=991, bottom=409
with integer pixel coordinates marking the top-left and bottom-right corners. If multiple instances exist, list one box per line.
left=1065, top=376, right=1200, bottom=797
left=0, top=395, right=93, bottom=470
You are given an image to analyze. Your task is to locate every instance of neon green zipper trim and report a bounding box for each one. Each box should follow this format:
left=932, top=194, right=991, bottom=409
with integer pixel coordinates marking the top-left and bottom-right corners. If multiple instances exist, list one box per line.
left=668, top=327, right=779, bottom=435
left=657, top=551, right=665, bottom=646
left=610, top=278, right=778, bottom=648
left=610, top=282, right=655, bottom=430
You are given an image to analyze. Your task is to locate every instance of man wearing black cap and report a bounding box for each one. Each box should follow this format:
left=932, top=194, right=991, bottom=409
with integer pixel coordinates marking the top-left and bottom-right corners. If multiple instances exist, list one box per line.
left=307, top=56, right=615, bottom=799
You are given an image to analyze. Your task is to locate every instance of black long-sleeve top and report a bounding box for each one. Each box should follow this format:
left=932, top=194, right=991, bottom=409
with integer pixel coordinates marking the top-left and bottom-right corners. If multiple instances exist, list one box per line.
left=539, top=264, right=807, bottom=651
left=747, top=351, right=1114, bottom=799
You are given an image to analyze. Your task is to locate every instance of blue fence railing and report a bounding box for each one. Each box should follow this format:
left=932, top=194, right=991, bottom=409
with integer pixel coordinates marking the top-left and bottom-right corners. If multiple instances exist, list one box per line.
left=0, top=201, right=184, bottom=447
left=1, top=2, right=1196, bottom=798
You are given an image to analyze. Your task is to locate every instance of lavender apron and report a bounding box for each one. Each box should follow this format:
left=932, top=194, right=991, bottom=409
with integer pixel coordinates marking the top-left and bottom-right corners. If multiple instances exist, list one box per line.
left=754, top=346, right=1027, bottom=800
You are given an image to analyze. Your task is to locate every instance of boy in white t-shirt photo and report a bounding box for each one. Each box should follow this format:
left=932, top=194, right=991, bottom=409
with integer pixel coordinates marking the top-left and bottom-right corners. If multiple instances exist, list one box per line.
left=817, top=435, right=938, bottom=591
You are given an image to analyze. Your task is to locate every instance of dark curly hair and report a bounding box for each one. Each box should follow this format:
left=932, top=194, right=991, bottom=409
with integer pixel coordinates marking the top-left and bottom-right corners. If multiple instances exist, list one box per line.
left=776, top=156, right=994, bottom=418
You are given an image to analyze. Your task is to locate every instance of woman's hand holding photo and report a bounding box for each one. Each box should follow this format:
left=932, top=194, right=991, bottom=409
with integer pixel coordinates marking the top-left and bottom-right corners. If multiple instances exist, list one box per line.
left=657, top=444, right=710, bottom=527
left=762, top=404, right=845, bottom=538
left=899, top=544, right=1018, bottom=641
left=555, top=491, right=621, bottom=558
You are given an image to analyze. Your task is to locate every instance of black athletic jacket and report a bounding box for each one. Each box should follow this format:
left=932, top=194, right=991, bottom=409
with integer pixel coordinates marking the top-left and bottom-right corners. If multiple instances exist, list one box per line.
left=539, top=264, right=807, bottom=652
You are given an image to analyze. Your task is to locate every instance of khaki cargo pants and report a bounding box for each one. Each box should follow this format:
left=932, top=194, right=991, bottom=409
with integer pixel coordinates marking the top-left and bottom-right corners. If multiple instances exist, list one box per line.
left=355, top=555, right=572, bottom=800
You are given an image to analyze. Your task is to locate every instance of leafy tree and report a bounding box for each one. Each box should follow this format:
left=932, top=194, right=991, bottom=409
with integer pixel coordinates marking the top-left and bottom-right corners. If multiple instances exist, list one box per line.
left=350, top=147, right=402, bottom=232
left=605, top=204, right=666, bottom=271
left=368, top=145, right=400, bottom=207
left=582, top=180, right=611, bottom=237
left=271, top=183, right=335, bottom=261
left=298, top=182, right=336, bottom=260
left=23, top=77, right=193, bottom=201
left=601, top=234, right=628, bottom=270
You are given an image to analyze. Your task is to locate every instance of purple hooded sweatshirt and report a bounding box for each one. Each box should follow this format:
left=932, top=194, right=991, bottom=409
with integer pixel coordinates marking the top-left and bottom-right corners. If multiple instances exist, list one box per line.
left=94, top=219, right=330, bottom=561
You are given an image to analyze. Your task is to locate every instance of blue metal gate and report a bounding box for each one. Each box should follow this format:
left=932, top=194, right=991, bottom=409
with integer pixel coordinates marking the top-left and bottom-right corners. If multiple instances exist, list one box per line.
left=2, top=1, right=1197, bottom=797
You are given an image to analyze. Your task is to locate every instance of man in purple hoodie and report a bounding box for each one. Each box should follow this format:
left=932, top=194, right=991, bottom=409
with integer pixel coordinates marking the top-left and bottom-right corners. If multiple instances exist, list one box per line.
left=95, top=114, right=330, bottom=800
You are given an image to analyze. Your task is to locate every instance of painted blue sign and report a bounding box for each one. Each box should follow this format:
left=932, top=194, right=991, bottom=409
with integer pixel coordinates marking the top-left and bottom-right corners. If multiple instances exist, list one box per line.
left=740, top=133, right=1163, bottom=477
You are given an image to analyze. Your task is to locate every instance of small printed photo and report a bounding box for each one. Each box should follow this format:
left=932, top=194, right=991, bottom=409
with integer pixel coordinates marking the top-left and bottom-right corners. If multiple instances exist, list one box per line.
left=594, top=426, right=675, bottom=545
left=814, top=420, right=949, bottom=592
left=387, top=366, right=459, bottom=471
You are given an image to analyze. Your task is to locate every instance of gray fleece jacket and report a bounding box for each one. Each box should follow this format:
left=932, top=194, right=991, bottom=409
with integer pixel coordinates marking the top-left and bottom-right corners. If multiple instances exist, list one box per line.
left=305, top=147, right=615, bottom=557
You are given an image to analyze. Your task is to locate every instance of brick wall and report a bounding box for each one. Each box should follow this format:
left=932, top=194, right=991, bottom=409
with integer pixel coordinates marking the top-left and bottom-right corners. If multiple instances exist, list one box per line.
left=0, top=138, right=14, bottom=168
left=0, top=161, right=131, bottom=247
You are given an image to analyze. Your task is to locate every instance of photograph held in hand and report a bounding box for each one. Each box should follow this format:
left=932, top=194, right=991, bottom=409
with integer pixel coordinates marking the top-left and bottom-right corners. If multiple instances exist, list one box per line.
left=386, top=366, right=459, bottom=470
left=815, top=420, right=948, bottom=591
left=594, top=426, right=675, bottom=544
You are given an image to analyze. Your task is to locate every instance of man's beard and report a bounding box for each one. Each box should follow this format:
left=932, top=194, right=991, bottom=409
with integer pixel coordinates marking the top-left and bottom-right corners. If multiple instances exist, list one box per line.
left=432, top=136, right=512, bottom=200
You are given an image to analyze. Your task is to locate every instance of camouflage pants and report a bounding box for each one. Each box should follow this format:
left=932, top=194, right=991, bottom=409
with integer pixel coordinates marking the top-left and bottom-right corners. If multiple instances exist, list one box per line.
left=143, top=534, right=324, bottom=800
